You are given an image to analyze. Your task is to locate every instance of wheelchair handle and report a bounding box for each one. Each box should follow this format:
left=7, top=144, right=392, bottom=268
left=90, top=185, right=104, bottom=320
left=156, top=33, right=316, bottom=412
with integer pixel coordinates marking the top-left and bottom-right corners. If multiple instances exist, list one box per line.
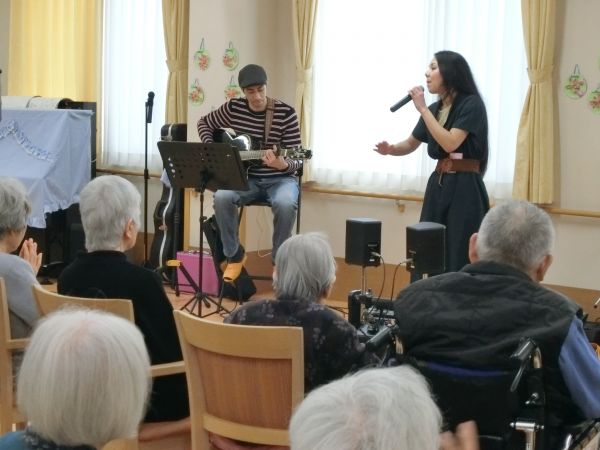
left=365, top=324, right=399, bottom=352
left=510, top=338, right=537, bottom=365
left=509, top=338, right=542, bottom=393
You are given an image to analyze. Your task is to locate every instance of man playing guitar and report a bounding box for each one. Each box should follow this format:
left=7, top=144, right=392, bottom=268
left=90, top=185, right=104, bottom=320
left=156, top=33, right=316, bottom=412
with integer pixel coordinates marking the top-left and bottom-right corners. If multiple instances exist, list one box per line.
left=197, top=64, right=302, bottom=283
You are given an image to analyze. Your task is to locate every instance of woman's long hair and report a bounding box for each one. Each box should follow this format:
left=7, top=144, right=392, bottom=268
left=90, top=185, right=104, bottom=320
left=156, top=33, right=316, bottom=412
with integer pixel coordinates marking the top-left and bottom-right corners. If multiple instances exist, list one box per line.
left=435, top=50, right=481, bottom=98
left=435, top=50, right=488, bottom=175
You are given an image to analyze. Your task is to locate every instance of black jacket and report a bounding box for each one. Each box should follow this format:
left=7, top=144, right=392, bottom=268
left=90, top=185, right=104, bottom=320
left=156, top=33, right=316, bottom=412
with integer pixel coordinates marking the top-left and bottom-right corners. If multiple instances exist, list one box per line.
left=394, top=261, right=584, bottom=427
left=58, top=250, right=189, bottom=422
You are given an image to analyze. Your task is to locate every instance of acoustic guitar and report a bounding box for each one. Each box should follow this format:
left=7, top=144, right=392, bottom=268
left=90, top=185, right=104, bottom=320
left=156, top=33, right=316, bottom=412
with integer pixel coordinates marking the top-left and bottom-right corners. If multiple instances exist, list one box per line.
left=213, top=128, right=312, bottom=162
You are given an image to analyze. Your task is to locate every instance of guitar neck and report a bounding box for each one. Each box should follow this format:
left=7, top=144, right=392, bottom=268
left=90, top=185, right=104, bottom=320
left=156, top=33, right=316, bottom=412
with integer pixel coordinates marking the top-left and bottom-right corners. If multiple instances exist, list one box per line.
left=238, top=149, right=273, bottom=161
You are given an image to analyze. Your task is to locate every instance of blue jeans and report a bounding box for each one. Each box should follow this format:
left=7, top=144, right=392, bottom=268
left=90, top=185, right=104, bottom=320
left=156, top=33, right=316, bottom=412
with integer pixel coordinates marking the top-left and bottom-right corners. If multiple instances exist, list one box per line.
left=213, top=176, right=299, bottom=260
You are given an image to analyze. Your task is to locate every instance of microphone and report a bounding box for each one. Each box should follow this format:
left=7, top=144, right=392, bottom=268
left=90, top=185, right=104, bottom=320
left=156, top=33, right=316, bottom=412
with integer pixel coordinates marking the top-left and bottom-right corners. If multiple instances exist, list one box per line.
left=389, top=86, right=424, bottom=112
left=145, top=91, right=155, bottom=124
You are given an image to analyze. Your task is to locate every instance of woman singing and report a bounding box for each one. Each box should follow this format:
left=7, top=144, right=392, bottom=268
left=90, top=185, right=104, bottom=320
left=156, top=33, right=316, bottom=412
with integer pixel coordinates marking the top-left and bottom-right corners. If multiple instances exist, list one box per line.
left=375, top=50, right=490, bottom=275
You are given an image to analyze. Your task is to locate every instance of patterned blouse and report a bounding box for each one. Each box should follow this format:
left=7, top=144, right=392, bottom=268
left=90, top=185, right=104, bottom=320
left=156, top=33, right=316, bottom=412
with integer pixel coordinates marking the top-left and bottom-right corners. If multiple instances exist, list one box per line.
left=225, top=298, right=374, bottom=392
left=0, top=428, right=96, bottom=450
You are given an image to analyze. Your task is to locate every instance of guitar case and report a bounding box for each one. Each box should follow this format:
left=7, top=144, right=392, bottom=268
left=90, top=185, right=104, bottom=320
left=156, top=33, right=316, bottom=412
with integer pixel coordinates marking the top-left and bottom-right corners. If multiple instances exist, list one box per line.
left=149, top=185, right=184, bottom=278
left=203, top=215, right=256, bottom=302
left=149, top=123, right=187, bottom=279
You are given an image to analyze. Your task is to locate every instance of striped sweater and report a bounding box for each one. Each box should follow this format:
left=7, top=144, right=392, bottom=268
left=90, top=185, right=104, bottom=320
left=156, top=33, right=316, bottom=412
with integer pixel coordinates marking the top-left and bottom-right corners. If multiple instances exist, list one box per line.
left=197, top=97, right=303, bottom=177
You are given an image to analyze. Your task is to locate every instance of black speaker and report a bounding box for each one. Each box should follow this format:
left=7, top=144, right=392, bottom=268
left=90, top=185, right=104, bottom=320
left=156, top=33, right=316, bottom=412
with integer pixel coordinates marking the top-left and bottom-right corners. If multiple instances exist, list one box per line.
left=406, top=222, right=445, bottom=274
left=345, top=218, right=381, bottom=267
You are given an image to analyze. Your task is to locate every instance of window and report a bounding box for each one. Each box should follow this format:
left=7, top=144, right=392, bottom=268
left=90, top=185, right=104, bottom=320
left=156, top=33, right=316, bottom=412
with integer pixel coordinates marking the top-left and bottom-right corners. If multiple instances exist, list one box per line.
left=311, top=0, right=528, bottom=199
left=101, top=0, right=168, bottom=171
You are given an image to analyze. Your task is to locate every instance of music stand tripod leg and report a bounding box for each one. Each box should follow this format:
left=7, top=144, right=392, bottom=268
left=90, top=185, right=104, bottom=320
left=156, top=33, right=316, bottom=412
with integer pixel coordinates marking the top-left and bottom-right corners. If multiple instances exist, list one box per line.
left=157, top=140, right=249, bottom=318
left=186, top=187, right=231, bottom=317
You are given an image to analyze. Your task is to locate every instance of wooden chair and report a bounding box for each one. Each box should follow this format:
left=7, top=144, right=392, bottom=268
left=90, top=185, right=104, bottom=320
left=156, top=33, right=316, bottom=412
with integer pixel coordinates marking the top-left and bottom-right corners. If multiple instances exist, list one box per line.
left=32, top=284, right=191, bottom=450
left=173, top=310, right=304, bottom=450
left=0, top=277, right=28, bottom=434
left=32, top=283, right=135, bottom=320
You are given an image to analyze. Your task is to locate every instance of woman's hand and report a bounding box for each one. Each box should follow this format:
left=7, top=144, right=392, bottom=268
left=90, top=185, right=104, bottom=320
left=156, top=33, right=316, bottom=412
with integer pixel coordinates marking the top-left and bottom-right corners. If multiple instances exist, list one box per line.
left=19, top=238, right=43, bottom=275
left=410, top=85, right=427, bottom=113
left=374, top=141, right=394, bottom=155
left=440, top=421, right=479, bottom=450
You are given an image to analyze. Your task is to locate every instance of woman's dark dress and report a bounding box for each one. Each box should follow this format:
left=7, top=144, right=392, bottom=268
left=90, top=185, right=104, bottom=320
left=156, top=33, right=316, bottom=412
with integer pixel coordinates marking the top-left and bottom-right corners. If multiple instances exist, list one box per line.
left=412, top=93, right=490, bottom=273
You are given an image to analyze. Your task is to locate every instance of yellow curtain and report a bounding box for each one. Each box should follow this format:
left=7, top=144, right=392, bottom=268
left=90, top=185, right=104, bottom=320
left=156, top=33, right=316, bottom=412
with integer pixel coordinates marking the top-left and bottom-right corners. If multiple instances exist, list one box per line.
left=292, top=0, right=318, bottom=180
left=162, top=0, right=189, bottom=124
left=8, top=0, right=97, bottom=101
left=512, top=0, right=556, bottom=203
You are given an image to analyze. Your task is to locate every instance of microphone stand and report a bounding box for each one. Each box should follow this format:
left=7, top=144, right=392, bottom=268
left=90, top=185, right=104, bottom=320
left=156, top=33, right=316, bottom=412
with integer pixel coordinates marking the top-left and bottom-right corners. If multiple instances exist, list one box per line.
left=143, top=91, right=155, bottom=268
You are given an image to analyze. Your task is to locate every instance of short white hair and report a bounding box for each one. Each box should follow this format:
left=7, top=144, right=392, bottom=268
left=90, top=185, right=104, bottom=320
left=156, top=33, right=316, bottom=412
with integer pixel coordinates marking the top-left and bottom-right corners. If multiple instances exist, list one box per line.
left=0, top=177, right=30, bottom=238
left=476, top=199, right=555, bottom=273
left=80, top=175, right=141, bottom=252
left=273, top=232, right=336, bottom=303
left=17, top=308, right=151, bottom=447
left=289, top=366, right=442, bottom=450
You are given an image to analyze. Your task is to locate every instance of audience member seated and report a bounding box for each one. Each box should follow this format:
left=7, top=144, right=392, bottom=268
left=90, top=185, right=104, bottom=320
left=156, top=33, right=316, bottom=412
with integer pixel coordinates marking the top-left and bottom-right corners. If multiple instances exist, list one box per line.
left=0, top=308, right=151, bottom=449
left=57, top=175, right=189, bottom=422
left=0, top=177, right=42, bottom=341
left=226, top=232, right=374, bottom=392
left=289, top=366, right=479, bottom=450
left=394, top=199, right=600, bottom=447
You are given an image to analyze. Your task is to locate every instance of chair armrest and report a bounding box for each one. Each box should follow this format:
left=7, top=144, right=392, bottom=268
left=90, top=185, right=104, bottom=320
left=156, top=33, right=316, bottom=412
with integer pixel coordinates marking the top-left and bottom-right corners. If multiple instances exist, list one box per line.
left=7, top=338, right=29, bottom=350
left=150, top=361, right=185, bottom=378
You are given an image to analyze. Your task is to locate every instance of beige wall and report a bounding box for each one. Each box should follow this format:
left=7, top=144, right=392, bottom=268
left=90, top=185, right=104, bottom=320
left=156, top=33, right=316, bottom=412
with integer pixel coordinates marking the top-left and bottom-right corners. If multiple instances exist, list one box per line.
left=187, top=0, right=600, bottom=290
left=186, top=0, right=296, bottom=249
left=0, top=0, right=9, bottom=95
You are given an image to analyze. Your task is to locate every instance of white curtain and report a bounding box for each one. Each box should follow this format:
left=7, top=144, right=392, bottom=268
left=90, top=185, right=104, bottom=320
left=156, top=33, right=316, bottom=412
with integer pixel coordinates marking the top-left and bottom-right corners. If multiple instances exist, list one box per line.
left=101, top=0, right=168, bottom=171
left=311, top=0, right=528, bottom=200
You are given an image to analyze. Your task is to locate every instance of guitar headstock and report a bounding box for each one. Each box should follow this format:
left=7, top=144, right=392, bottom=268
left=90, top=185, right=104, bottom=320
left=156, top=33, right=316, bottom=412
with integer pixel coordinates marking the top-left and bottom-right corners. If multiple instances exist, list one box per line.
left=278, top=148, right=313, bottom=159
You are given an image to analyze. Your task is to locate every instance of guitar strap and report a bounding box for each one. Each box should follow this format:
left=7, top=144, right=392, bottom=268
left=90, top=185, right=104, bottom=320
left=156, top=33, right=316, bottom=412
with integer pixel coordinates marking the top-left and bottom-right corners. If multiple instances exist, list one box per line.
left=264, top=97, right=275, bottom=145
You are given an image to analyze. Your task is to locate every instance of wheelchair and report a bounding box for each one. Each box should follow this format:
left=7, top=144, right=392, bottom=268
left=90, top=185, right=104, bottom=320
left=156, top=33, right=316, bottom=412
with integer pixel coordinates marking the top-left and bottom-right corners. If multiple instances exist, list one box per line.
left=365, top=328, right=600, bottom=450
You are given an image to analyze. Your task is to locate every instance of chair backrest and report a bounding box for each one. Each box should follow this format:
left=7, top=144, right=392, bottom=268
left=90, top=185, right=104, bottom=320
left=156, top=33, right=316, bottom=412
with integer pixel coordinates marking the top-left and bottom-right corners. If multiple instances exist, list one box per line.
left=32, top=284, right=189, bottom=447
left=411, top=360, right=523, bottom=447
left=32, top=284, right=135, bottom=321
left=401, top=337, right=546, bottom=450
left=173, top=310, right=304, bottom=449
left=0, top=277, right=28, bottom=433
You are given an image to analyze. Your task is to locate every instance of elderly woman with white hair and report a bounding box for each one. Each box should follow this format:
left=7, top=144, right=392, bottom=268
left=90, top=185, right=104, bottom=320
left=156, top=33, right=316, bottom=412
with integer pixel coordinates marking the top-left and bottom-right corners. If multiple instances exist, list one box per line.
left=290, top=366, right=479, bottom=450
left=0, top=177, right=42, bottom=340
left=0, top=308, right=151, bottom=449
left=226, top=232, right=372, bottom=392
left=57, top=175, right=189, bottom=423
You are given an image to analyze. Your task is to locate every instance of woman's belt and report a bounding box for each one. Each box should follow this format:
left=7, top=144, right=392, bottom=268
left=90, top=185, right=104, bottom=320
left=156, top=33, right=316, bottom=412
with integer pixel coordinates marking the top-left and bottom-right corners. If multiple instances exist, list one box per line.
left=435, top=158, right=480, bottom=174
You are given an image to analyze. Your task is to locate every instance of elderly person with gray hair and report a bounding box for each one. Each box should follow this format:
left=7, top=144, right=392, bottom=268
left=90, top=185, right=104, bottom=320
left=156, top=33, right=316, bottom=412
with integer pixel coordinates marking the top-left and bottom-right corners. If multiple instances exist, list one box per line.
left=57, top=175, right=189, bottom=423
left=226, top=232, right=372, bottom=392
left=0, top=308, right=151, bottom=449
left=290, top=366, right=442, bottom=450
left=290, top=366, right=478, bottom=450
left=0, top=177, right=42, bottom=340
left=394, top=199, right=600, bottom=448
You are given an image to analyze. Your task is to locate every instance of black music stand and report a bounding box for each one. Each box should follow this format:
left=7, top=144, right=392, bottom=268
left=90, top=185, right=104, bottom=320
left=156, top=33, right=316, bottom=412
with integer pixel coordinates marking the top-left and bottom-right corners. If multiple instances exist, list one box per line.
left=157, top=141, right=248, bottom=317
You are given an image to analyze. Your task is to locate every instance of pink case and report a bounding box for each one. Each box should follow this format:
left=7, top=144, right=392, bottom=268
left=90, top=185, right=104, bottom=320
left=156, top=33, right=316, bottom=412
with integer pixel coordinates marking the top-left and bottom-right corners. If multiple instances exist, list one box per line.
left=175, top=251, right=219, bottom=295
